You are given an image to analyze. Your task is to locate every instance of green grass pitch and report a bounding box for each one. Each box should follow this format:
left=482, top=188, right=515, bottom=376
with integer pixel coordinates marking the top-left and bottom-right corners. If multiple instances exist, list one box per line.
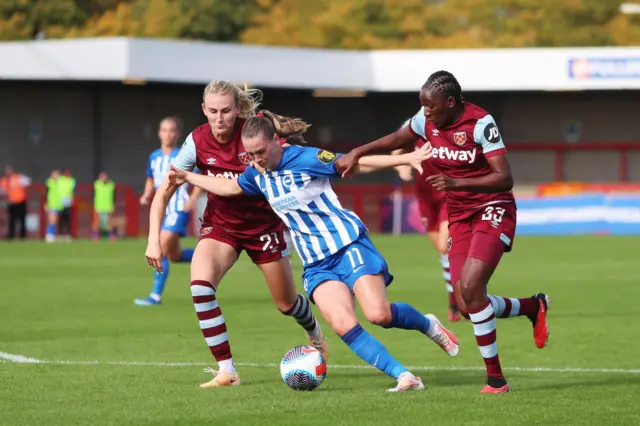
left=1, top=235, right=640, bottom=425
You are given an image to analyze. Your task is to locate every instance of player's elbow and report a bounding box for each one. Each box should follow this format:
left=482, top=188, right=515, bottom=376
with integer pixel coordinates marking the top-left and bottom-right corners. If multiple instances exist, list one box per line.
left=502, top=174, right=514, bottom=191
left=492, top=171, right=513, bottom=192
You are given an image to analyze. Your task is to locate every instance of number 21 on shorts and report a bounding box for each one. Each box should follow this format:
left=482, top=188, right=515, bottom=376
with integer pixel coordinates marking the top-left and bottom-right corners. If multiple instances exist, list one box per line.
left=346, top=247, right=364, bottom=271
left=260, top=232, right=280, bottom=251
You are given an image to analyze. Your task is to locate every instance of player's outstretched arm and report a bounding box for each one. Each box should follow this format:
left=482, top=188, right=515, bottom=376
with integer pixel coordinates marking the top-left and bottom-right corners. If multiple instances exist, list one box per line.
left=146, top=178, right=179, bottom=271
left=168, top=165, right=243, bottom=197
left=149, top=179, right=178, bottom=238
left=350, top=143, right=432, bottom=175
left=338, top=125, right=416, bottom=177
left=391, top=148, right=414, bottom=182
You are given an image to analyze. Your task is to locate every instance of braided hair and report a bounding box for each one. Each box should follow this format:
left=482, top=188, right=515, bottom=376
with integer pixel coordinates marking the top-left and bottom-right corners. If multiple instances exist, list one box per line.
left=422, top=71, right=464, bottom=105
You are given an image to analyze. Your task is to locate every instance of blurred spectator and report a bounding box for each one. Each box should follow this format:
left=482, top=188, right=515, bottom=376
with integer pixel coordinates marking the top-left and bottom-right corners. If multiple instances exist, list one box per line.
left=0, top=165, right=31, bottom=240
left=45, top=169, right=62, bottom=243
left=58, top=168, right=76, bottom=241
left=93, top=172, right=117, bottom=241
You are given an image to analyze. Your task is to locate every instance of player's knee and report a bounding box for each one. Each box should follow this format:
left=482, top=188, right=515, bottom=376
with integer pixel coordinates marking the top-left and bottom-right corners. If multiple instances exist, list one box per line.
left=460, top=259, right=493, bottom=308
left=459, top=279, right=473, bottom=301
left=165, top=247, right=182, bottom=262
left=365, top=306, right=392, bottom=327
left=455, top=296, right=470, bottom=319
left=166, top=252, right=181, bottom=262
left=460, top=280, right=471, bottom=298
left=161, top=242, right=180, bottom=261
left=460, top=280, right=486, bottom=312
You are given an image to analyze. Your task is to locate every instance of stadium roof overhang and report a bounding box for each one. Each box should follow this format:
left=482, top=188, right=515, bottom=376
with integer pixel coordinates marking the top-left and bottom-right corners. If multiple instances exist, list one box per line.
left=1, top=37, right=639, bottom=92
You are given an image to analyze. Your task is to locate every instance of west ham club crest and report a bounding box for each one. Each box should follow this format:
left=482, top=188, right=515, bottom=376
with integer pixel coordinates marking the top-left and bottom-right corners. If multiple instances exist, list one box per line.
left=238, top=152, right=251, bottom=165
left=453, top=131, right=467, bottom=146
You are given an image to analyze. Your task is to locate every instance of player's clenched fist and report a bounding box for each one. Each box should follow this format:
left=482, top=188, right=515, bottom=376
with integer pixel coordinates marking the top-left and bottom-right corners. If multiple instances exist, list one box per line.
left=139, top=194, right=151, bottom=205
left=426, top=173, right=457, bottom=191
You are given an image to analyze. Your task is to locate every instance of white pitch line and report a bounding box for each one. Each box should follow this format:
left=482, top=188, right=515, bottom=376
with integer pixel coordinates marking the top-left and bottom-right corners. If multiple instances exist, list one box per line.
left=0, top=351, right=42, bottom=363
left=1, top=351, right=639, bottom=374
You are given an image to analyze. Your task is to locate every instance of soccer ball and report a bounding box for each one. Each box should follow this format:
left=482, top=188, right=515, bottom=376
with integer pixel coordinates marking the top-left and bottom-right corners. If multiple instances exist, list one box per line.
left=280, top=345, right=327, bottom=391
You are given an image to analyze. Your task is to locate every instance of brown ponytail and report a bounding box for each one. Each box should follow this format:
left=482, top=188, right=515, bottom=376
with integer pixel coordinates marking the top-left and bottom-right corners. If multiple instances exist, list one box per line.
left=242, top=109, right=311, bottom=143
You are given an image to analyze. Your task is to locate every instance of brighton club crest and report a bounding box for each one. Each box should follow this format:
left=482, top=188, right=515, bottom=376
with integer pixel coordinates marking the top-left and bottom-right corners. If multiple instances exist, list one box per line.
left=238, top=152, right=251, bottom=165
left=453, top=131, right=467, bottom=146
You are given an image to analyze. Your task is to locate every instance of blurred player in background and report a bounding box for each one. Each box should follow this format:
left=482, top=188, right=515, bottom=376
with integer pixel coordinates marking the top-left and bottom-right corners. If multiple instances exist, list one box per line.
left=145, top=81, right=328, bottom=388
left=134, top=117, right=200, bottom=306
left=57, top=168, right=76, bottom=242
left=0, top=165, right=30, bottom=240
left=340, top=70, right=550, bottom=394
left=92, top=172, right=116, bottom=241
left=393, top=119, right=460, bottom=322
left=164, top=112, right=460, bottom=393
left=45, top=169, right=62, bottom=243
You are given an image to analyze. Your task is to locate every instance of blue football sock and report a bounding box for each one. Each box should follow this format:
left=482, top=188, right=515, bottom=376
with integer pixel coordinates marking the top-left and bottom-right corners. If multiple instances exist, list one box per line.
left=46, top=223, right=56, bottom=236
left=341, top=324, right=408, bottom=379
left=151, top=257, right=170, bottom=298
left=178, top=248, right=194, bottom=262
left=384, top=303, right=431, bottom=334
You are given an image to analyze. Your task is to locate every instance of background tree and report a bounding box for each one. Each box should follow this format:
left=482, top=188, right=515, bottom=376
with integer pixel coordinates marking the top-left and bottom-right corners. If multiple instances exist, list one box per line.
left=0, top=0, right=638, bottom=47
left=240, top=0, right=640, bottom=49
left=0, top=0, right=88, bottom=40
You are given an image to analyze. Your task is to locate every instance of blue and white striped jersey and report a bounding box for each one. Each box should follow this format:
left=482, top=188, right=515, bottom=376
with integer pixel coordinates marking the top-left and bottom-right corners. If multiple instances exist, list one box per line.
left=237, top=145, right=367, bottom=266
left=146, top=147, right=190, bottom=214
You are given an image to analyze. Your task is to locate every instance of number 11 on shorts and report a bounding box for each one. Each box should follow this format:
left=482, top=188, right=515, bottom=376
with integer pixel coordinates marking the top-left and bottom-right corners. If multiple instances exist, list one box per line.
left=346, top=247, right=364, bottom=271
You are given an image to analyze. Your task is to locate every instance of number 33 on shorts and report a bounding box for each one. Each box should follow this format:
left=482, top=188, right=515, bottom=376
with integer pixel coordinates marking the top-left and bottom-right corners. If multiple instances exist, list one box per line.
left=481, top=206, right=506, bottom=228
left=478, top=204, right=517, bottom=250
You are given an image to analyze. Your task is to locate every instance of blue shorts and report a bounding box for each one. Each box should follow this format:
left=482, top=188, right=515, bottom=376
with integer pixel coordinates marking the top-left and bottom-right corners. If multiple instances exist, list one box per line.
left=161, top=211, right=191, bottom=237
left=302, top=233, right=393, bottom=303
